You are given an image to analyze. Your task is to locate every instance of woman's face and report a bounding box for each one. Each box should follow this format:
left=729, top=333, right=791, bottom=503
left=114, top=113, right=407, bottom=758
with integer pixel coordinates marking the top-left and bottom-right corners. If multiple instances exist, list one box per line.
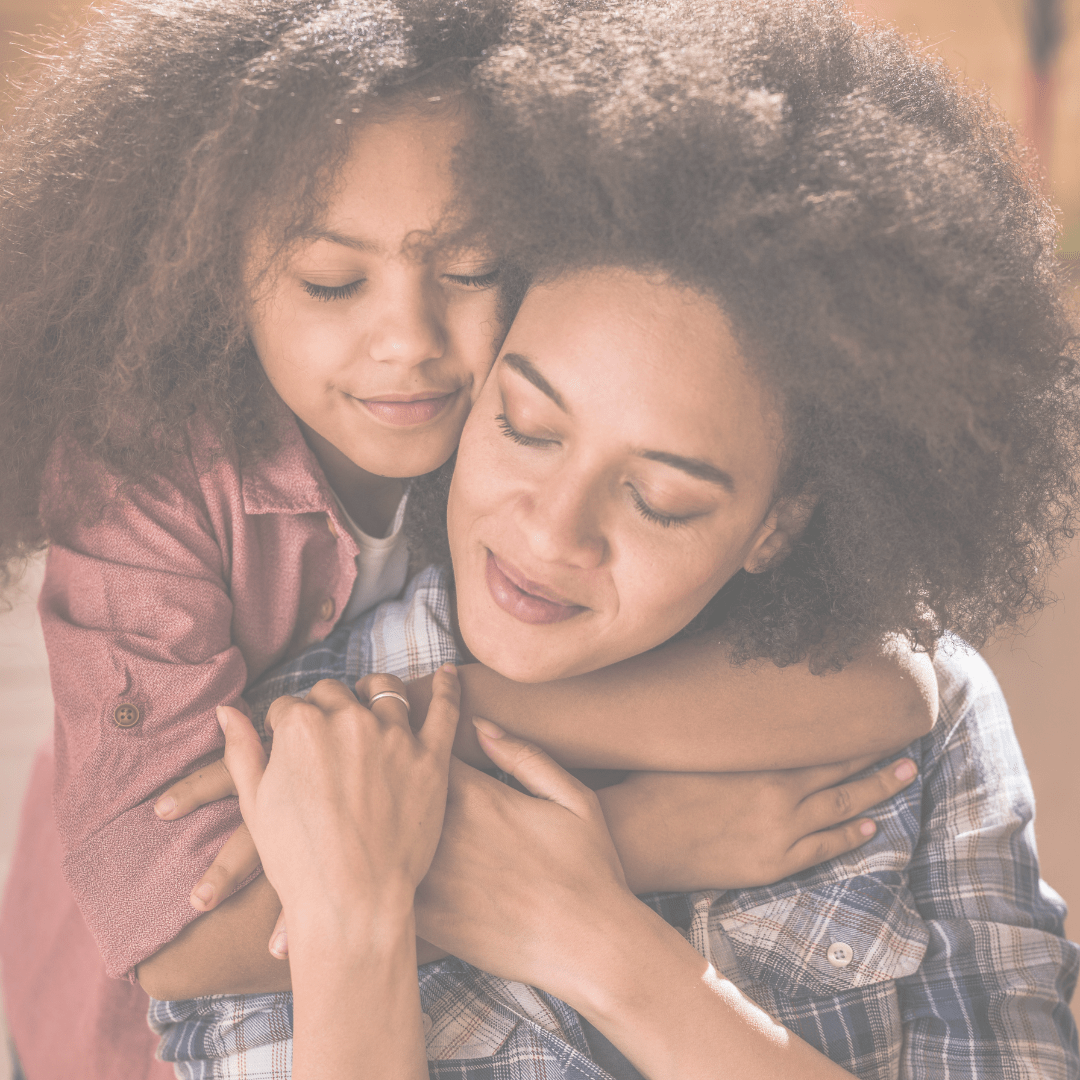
left=449, top=268, right=794, bottom=682
left=247, top=107, right=504, bottom=480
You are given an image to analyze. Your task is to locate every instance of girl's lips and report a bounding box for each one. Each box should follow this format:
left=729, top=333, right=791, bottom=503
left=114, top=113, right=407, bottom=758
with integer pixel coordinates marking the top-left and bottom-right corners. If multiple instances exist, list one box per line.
left=485, top=551, right=586, bottom=625
left=359, top=390, right=459, bottom=427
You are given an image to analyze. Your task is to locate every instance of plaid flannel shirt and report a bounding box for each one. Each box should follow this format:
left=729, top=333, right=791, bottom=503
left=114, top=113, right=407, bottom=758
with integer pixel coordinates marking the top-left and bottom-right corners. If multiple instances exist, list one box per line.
left=149, top=565, right=1080, bottom=1079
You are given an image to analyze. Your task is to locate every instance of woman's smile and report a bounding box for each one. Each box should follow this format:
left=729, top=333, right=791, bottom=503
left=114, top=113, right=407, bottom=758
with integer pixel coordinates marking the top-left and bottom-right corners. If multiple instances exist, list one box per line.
left=485, top=551, right=588, bottom=625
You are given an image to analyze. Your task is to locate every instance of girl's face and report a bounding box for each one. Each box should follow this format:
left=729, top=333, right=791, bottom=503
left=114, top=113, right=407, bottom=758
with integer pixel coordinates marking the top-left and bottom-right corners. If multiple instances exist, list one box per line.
left=247, top=108, right=504, bottom=480
left=449, top=268, right=799, bottom=682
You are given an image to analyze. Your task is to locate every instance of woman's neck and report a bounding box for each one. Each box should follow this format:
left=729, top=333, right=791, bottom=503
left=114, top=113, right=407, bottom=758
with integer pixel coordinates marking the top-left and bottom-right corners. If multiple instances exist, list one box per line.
left=297, top=420, right=406, bottom=539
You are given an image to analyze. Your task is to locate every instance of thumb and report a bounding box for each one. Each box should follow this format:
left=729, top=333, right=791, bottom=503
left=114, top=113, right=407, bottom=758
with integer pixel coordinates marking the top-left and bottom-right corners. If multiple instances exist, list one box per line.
left=216, top=705, right=268, bottom=818
left=472, top=718, right=594, bottom=819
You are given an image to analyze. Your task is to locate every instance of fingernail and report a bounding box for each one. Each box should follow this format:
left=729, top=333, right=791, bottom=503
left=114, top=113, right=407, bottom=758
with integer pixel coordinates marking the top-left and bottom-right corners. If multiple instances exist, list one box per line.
left=155, top=797, right=176, bottom=818
left=191, top=883, right=214, bottom=908
left=472, top=717, right=505, bottom=740
left=216, top=706, right=229, bottom=733
left=271, top=931, right=288, bottom=958
left=859, top=819, right=876, bottom=837
left=894, top=760, right=916, bottom=782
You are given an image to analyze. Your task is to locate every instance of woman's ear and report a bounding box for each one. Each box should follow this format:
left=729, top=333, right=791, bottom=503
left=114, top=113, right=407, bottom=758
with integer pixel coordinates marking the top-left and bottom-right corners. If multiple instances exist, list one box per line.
left=742, top=489, right=817, bottom=575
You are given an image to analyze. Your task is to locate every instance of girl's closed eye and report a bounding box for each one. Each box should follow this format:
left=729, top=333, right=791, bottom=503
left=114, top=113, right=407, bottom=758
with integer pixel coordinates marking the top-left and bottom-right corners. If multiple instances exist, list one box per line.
left=301, top=279, right=364, bottom=302
left=443, top=267, right=502, bottom=290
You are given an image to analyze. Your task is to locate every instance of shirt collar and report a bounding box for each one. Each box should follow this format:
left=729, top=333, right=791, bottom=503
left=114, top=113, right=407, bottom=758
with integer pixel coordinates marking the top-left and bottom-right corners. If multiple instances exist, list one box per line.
left=240, top=395, right=337, bottom=517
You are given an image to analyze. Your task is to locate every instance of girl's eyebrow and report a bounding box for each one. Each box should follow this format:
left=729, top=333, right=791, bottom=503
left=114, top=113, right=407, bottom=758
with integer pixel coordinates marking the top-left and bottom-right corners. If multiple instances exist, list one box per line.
left=304, top=229, right=380, bottom=253
left=503, top=351, right=735, bottom=492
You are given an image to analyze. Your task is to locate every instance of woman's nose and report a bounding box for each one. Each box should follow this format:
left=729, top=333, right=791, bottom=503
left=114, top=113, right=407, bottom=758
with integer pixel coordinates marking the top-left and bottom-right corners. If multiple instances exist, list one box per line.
left=519, top=472, right=607, bottom=570
left=365, top=277, right=446, bottom=367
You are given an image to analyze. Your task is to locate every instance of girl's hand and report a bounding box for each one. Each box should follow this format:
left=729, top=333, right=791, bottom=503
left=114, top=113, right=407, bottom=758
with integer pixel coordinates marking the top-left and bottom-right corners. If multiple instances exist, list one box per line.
left=414, top=719, right=638, bottom=998
left=599, top=754, right=918, bottom=893
left=209, top=667, right=460, bottom=923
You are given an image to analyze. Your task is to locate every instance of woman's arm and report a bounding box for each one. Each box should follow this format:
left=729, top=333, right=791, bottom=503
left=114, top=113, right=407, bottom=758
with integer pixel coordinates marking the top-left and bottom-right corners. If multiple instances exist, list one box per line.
left=418, top=722, right=860, bottom=1079
left=212, top=671, right=460, bottom=1080
left=430, top=635, right=937, bottom=772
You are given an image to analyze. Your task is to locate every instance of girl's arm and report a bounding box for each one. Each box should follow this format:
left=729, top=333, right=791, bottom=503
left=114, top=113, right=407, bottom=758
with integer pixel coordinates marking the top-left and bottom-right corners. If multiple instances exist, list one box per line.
left=137, top=735, right=918, bottom=1000
left=429, top=635, right=937, bottom=773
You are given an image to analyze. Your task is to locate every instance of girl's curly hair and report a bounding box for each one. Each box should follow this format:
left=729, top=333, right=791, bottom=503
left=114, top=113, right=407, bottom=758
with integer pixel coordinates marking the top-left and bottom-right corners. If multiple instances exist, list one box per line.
left=409, top=0, right=1080, bottom=669
left=0, top=0, right=507, bottom=589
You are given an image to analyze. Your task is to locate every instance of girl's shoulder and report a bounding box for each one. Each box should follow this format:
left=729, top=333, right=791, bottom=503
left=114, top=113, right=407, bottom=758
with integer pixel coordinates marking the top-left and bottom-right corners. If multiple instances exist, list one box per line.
left=41, top=399, right=329, bottom=548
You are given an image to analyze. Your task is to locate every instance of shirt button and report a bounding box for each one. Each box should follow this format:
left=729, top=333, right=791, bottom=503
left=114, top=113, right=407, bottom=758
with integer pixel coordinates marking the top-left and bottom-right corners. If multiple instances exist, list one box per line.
left=319, top=597, right=335, bottom=622
left=421, top=1012, right=433, bottom=1035
left=112, top=703, right=141, bottom=728
left=827, top=942, right=854, bottom=968
left=325, top=513, right=338, bottom=540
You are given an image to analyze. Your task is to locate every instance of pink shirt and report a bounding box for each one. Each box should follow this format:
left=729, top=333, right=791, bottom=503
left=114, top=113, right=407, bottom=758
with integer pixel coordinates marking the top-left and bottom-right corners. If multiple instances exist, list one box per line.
left=0, top=401, right=364, bottom=1078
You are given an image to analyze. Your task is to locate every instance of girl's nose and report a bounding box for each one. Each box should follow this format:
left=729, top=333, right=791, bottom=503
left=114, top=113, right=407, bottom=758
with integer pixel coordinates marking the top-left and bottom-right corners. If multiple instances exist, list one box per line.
left=519, top=471, right=607, bottom=571
left=366, top=278, right=446, bottom=366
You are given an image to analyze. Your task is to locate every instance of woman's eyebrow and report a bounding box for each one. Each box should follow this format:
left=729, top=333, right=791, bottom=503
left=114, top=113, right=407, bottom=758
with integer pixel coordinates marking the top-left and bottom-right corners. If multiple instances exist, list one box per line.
left=637, top=450, right=736, bottom=492
left=502, top=352, right=568, bottom=412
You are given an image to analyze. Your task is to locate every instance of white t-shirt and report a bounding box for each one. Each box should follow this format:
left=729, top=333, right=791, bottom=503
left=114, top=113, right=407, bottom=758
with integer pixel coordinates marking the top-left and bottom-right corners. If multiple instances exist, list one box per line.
left=333, top=490, right=411, bottom=624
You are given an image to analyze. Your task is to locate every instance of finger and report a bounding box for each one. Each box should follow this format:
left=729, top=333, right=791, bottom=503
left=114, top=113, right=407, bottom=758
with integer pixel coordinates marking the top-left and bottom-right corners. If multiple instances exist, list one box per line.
left=355, top=672, right=411, bottom=729
left=268, top=909, right=289, bottom=959
left=472, top=718, right=596, bottom=819
left=801, top=758, right=918, bottom=833
left=217, top=705, right=269, bottom=816
left=189, top=823, right=261, bottom=911
left=417, top=665, right=460, bottom=763
left=783, top=816, right=881, bottom=875
left=263, top=692, right=309, bottom=738
left=154, top=757, right=237, bottom=820
left=787, top=752, right=889, bottom=794
left=299, top=677, right=362, bottom=714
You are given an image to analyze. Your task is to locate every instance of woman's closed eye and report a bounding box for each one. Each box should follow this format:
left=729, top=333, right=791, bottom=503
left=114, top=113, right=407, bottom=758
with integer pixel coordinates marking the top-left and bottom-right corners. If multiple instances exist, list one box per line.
left=626, top=485, right=691, bottom=528
left=496, top=412, right=557, bottom=448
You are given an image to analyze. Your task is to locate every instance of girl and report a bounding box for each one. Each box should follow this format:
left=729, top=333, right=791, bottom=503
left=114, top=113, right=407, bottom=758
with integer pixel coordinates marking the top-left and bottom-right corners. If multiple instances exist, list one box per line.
left=0, top=2, right=932, bottom=1077
left=149, top=0, right=1079, bottom=1076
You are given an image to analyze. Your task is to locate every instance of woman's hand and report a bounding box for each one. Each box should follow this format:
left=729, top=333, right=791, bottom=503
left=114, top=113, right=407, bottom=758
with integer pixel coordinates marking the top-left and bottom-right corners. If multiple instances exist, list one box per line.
left=220, top=668, right=460, bottom=920
left=414, top=718, right=635, bottom=997
left=216, top=667, right=460, bottom=1080
left=600, top=754, right=917, bottom=893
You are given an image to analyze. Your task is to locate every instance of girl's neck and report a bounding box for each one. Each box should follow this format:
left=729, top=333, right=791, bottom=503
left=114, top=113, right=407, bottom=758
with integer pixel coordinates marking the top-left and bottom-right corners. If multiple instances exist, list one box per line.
left=298, top=420, right=406, bottom=539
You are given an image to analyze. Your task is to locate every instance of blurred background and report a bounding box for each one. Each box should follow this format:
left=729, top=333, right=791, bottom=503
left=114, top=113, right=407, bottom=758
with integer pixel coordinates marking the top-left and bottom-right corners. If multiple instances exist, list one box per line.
left=1, top=0, right=1079, bottom=1074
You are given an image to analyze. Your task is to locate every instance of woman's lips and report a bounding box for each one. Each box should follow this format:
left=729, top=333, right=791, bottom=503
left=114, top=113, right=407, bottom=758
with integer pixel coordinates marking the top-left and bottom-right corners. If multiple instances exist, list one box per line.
left=485, top=551, right=586, bottom=625
left=358, top=390, right=459, bottom=427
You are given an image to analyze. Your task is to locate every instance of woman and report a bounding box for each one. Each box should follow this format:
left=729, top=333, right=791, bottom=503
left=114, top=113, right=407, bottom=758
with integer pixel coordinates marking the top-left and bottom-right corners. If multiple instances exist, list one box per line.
left=149, top=0, right=1079, bottom=1074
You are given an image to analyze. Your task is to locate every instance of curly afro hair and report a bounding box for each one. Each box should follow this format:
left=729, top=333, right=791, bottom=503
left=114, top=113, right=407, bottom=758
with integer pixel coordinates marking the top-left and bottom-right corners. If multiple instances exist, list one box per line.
left=0, top=0, right=508, bottom=590
left=406, top=0, right=1080, bottom=669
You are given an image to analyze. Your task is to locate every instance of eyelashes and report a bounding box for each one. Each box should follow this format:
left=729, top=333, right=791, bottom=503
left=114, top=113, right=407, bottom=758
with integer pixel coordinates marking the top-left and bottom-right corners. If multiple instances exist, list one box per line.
left=445, top=269, right=502, bottom=289
left=495, top=412, right=550, bottom=447
left=495, top=413, right=688, bottom=528
left=302, top=280, right=363, bottom=302
left=301, top=268, right=500, bottom=303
